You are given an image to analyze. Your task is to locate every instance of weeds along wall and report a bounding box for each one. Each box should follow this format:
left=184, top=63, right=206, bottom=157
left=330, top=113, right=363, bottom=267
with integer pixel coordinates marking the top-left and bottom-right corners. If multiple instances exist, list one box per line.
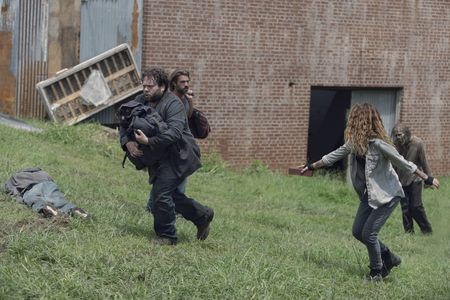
left=141, top=0, right=450, bottom=175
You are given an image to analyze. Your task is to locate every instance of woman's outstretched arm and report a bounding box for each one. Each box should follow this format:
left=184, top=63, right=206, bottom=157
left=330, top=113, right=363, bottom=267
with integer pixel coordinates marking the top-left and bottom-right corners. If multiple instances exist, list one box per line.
left=299, top=160, right=325, bottom=174
left=415, top=168, right=440, bottom=189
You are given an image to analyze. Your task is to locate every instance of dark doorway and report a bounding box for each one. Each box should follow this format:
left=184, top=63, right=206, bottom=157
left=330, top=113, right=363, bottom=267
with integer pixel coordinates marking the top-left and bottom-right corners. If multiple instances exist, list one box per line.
left=307, top=88, right=351, bottom=171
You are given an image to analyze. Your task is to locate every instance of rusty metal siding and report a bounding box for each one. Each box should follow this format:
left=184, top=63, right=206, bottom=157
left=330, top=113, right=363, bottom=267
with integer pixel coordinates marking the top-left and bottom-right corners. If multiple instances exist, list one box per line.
left=80, top=0, right=142, bottom=69
left=0, top=0, right=48, bottom=119
left=0, top=0, right=18, bottom=115
left=79, top=0, right=142, bottom=125
left=15, top=0, right=49, bottom=118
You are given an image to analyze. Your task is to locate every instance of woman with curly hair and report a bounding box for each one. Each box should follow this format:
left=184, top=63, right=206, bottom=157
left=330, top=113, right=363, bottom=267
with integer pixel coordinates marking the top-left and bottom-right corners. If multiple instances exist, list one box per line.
left=300, top=103, right=440, bottom=281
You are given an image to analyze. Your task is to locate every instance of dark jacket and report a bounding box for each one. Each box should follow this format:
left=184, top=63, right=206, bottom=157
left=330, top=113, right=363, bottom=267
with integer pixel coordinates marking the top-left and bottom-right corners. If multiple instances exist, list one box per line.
left=120, top=92, right=201, bottom=182
left=4, top=167, right=53, bottom=202
left=394, top=136, right=432, bottom=186
left=118, top=99, right=169, bottom=169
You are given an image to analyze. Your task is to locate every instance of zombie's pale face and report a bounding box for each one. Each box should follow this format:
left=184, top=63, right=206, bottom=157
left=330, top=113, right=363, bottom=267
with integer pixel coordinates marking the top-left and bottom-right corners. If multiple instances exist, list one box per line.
left=393, top=127, right=409, bottom=145
left=395, top=132, right=407, bottom=145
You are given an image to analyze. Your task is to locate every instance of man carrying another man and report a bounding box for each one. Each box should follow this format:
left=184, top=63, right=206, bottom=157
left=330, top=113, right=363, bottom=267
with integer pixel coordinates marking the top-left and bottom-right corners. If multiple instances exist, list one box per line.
left=120, top=67, right=214, bottom=245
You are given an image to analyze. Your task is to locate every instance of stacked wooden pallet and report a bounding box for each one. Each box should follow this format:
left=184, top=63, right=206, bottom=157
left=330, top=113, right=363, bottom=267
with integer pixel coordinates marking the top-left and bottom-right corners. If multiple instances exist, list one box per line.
left=36, top=44, right=141, bottom=125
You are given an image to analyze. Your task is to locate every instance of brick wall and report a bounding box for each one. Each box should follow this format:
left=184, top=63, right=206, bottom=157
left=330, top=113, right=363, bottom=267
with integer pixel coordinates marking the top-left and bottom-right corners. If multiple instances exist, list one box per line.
left=142, top=0, right=450, bottom=175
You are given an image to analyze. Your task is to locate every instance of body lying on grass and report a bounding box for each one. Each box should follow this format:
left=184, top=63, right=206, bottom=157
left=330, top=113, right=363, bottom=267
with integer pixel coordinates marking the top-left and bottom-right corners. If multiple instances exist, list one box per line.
left=4, top=167, right=90, bottom=219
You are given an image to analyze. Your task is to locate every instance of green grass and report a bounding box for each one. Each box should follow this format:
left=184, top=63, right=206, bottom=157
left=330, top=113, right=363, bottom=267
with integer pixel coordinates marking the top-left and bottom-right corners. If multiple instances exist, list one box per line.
left=0, top=121, right=449, bottom=299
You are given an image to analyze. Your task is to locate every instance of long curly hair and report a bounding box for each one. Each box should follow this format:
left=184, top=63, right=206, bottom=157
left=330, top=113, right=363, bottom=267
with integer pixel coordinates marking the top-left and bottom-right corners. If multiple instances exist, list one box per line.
left=344, top=103, right=392, bottom=155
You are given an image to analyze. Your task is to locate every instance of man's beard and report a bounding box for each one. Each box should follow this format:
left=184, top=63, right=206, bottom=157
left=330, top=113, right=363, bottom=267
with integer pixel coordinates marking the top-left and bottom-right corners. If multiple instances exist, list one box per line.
left=149, top=90, right=164, bottom=103
left=176, top=86, right=189, bottom=95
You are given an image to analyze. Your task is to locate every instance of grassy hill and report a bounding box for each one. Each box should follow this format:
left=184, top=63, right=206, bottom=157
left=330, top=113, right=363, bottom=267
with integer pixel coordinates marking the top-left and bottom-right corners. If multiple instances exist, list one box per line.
left=0, top=121, right=449, bottom=299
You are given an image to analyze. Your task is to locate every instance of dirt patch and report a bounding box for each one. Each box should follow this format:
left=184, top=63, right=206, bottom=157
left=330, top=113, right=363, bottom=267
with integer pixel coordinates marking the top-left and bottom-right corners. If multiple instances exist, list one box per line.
left=12, top=216, right=70, bottom=232
left=0, top=216, right=70, bottom=253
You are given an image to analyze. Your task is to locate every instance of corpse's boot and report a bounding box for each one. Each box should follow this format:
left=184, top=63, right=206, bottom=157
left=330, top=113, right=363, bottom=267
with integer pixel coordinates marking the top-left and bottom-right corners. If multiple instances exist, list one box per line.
left=40, top=205, right=58, bottom=218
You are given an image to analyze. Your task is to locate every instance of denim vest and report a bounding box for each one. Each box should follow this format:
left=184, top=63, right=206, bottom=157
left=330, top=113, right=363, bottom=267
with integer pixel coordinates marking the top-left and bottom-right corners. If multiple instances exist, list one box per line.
left=322, top=139, right=417, bottom=209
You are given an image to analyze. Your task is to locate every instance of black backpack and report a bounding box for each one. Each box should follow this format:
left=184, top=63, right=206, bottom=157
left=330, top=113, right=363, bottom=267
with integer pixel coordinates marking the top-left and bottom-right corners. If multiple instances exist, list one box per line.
left=117, top=100, right=168, bottom=169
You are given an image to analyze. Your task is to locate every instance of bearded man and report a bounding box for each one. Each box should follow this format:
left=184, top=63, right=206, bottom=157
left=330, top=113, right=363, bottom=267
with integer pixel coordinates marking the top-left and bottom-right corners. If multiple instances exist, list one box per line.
left=392, top=123, right=433, bottom=234
left=119, top=67, right=214, bottom=245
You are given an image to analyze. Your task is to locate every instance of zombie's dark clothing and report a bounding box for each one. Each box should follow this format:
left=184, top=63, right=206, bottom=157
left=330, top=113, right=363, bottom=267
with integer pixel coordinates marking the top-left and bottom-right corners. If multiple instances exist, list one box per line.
left=394, top=136, right=432, bottom=186
left=394, top=136, right=433, bottom=234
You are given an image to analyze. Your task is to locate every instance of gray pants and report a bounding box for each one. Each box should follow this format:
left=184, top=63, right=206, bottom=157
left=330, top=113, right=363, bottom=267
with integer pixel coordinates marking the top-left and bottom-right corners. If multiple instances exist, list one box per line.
left=23, top=181, right=76, bottom=215
left=352, top=193, right=400, bottom=270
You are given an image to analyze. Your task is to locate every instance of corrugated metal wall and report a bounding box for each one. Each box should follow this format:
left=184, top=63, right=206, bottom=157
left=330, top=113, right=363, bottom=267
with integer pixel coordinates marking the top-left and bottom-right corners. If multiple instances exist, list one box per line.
left=0, top=0, right=19, bottom=116
left=351, top=89, right=400, bottom=135
left=79, top=0, right=143, bottom=124
left=15, top=0, right=49, bottom=118
left=0, top=0, right=48, bottom=119
left=80, top=0, right=142, bottom=68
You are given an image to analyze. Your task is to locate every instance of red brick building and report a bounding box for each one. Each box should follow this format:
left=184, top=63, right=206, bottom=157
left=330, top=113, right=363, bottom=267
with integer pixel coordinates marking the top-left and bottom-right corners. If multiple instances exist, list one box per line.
left=1, top=1, right=448, bottom=175
left=142, top=0, right=450, bottom=175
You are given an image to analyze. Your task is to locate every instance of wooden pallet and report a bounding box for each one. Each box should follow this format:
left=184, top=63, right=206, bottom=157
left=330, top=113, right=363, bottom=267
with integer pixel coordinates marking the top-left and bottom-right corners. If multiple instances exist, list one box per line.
left=36, top=44, right=141, bottom=125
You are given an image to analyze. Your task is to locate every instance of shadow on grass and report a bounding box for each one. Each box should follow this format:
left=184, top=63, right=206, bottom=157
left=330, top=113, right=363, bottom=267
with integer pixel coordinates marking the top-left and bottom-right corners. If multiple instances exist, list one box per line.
left=0, top=216, right=69, bottom=236
left=115, top=223, right=152, bottom=239
left=115, top=221, right=220, bottom=249
left=301, top=249, right=364, bottom=278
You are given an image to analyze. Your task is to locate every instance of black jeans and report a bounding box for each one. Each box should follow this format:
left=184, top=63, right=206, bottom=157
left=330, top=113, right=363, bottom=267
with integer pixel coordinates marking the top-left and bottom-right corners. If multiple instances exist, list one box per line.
left=352, top=193, right=400, bottom=270
left=147, top=167, right=208, bottom=241
left=401, top=181, right=432, bottom=234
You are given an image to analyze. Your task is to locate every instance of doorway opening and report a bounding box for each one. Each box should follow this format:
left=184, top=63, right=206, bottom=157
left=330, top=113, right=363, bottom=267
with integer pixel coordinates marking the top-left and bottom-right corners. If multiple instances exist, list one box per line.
left=307, top=87, right=402, bottom=173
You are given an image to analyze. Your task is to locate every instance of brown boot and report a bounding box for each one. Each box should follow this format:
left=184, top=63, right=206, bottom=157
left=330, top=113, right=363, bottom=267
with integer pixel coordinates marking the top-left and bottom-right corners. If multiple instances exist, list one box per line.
left=72, top=208, right=91, bottom=220
left=40, top=205, right=58, bottom=218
